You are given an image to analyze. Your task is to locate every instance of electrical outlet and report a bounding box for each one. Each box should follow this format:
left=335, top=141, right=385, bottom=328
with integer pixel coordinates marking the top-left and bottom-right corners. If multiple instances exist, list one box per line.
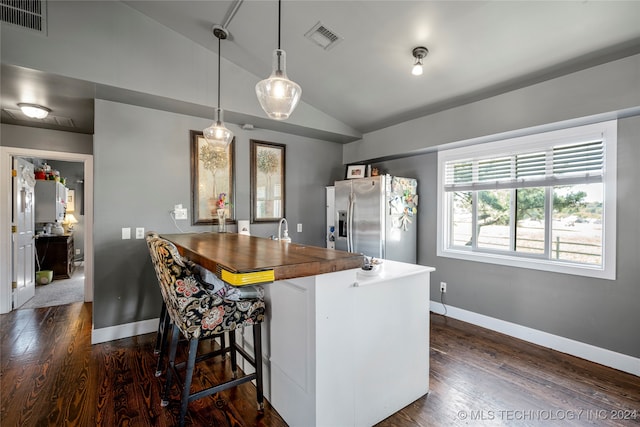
left=297, top=223, right=303, bottom=233
left=75, top=249, right=80, bottom=255
left=174, top=208, right=188, bottom=220
left=440, top=282, right=447, bottom=293
left=136, top=227, right=145, bottom=239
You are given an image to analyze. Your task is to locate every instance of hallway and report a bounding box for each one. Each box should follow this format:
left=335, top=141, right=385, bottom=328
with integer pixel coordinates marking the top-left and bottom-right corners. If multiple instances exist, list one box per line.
left=19, top=264, right=84, bottom=309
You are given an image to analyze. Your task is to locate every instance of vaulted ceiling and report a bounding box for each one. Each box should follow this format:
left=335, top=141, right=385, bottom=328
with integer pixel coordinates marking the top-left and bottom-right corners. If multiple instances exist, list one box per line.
left=2, top=1, right=640, bottom=139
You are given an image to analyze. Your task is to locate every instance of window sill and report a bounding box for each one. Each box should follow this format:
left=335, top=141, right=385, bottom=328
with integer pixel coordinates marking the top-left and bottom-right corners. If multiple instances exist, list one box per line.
left=437, top=247, right=615, bottom=280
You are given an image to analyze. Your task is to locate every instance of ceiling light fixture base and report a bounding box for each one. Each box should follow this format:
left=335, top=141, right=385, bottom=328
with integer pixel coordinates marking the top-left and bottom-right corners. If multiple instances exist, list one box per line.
left=412, top=46, right=429, bottom=59
left=212, top=24, right=229, bottom=40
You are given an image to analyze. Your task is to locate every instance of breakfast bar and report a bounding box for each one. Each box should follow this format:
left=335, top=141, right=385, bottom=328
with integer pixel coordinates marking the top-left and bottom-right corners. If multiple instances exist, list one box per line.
left=161, top=232, right=365, bottom=283
left=162, top=233, right=434, bottom=427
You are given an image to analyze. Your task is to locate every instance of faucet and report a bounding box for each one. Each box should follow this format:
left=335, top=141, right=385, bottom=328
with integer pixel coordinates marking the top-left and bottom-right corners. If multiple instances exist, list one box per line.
left=277, top=218, right=291, bottom=243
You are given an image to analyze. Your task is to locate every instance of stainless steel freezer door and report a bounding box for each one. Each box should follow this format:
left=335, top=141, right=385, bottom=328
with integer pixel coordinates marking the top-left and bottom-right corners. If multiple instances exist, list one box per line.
left=351, top=177, right=385, bottom=258
left=334, top=180, right=351, bottom=252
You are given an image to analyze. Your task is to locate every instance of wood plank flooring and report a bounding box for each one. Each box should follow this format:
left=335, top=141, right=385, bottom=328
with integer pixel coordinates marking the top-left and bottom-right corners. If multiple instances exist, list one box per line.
left=1, top=302, right=638, bottom=426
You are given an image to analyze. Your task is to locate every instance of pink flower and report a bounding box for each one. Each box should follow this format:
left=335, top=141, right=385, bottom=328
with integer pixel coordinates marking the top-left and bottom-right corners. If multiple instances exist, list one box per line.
left=216, top=193, right=227, bottom=209
left=202, top=306, right=225, bottom=330
left=176, top=279, right=199, bottom=297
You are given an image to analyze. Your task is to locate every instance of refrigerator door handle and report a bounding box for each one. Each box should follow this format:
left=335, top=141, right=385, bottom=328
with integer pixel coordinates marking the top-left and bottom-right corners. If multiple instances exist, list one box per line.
left=346, top=194, right=350, bottom=252
left=347, top=193, right=355, bottom=252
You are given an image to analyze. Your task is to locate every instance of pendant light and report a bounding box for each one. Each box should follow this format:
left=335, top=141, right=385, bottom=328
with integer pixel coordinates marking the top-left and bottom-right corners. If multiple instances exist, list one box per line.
left=203, top=25, right=233, bottom=151
left=255, top=0, right=301, bottom=120
left=411, top=46, right=428, bottom=76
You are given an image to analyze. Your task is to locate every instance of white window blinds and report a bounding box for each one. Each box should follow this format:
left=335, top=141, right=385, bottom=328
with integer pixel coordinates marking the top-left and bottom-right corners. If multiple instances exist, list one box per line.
left=444, top=139, right=604, bottom=192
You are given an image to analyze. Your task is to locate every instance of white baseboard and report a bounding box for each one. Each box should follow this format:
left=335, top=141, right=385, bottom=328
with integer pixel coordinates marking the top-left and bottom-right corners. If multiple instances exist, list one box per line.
left=430, top=301, right=639, bottom=377
left=92, top=317, right=159, bottom=344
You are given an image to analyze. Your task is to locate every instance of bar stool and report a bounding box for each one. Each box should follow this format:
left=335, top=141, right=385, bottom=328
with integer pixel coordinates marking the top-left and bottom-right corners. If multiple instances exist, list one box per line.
left=146, top=234, right=266, bottom=427
left=146, top=232, right=229, bottom=377
left=145, top=231, right=173, bottom=376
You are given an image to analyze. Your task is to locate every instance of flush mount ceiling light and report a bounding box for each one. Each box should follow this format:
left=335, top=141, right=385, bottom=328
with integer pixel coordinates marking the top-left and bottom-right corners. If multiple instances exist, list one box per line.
left=411, top=46, right=429, bottom=76
left=203, top=25, right=233, bottom=152
left=255, top=0, right=302, bottom=120
left=18, top=103, right=51, bottom=119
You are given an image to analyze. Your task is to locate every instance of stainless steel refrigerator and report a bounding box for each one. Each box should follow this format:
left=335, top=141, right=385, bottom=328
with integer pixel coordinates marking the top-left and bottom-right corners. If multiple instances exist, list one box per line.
left=334, top=174, right=418, bottom=263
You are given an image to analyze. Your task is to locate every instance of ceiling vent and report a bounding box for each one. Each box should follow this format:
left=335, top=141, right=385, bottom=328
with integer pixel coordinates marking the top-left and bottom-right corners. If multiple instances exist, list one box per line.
left=3, top=108, right=75, bottom=128
left=0, top=0, right=47, bottom=33
left=304, top=21, right=343, bottom=51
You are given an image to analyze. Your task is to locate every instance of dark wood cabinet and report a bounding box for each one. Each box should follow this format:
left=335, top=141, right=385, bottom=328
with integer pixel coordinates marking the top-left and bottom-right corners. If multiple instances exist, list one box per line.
left=35, top=234, right=75, bottom=280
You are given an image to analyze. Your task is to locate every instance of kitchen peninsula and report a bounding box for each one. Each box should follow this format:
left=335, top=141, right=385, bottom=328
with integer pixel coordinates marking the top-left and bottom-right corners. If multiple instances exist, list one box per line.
left=162, top=233, right=434, bottom=427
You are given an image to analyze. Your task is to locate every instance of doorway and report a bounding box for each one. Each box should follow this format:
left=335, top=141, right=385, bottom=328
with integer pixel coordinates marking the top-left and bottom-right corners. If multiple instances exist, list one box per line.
left=22, top=158, right=85, bottom=309
left=0, top=146, right=94, bottom=314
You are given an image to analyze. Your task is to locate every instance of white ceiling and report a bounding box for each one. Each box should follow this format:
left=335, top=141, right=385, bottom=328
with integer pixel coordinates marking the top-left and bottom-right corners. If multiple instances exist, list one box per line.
left=2, top=0, right=640, bottom=138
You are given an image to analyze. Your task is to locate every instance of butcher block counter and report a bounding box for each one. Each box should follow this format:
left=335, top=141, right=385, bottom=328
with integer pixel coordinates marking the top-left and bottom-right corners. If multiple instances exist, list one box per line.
left=161, top=232, right=364, bottom=284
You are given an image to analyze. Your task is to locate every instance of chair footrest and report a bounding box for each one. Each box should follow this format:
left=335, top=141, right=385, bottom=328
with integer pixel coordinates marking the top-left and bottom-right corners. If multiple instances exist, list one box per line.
left=188, top=372, right=257, bottom=403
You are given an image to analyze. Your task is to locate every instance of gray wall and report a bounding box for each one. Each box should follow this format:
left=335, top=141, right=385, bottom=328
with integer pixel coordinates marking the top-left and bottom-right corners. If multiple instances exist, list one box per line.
left=371, top=115, right=639, bottom=359
left=0, top=124, right=93, bottom=153
left=92, top=100, right=344, bottom=329
left=3, top=0, right=637, bottom=360
left=342, top=51, right=640, bottom=360
left=345, top=53, right=640, bottom=163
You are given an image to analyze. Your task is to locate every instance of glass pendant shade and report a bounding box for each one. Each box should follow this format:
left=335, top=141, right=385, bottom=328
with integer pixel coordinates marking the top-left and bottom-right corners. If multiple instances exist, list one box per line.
left=411, top=62, right=423, bottom=76
left=203, top=108, right=233, bottom=152
left=255, top=49, right=301, bottom=120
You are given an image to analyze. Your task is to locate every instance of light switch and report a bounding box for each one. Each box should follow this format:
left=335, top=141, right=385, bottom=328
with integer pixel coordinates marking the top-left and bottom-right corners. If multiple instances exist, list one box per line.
left=122, top=227, right=131, bottom=240
left=136, top=227, right=144, bottom=239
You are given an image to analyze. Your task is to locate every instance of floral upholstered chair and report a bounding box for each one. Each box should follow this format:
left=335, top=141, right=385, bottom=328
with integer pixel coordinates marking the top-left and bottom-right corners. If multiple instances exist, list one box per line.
left=145, top=231, right=173, bottom=376
left=145, top=233, right=266, bottom=427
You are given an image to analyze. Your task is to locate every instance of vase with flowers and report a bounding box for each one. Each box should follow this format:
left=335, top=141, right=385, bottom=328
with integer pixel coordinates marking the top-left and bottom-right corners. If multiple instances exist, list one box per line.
left=216, top=193, right=228, bottom=233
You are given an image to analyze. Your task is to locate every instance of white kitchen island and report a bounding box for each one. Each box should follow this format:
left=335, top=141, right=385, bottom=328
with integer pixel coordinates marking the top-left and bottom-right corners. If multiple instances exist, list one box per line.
left=240, top=260, right=434, bottom=427
left=163, top=233, right=433, bottom=426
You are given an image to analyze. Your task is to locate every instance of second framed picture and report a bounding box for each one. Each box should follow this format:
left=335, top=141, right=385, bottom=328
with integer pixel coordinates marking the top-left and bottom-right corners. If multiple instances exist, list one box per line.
left=250, top=140, right=286, bottom=222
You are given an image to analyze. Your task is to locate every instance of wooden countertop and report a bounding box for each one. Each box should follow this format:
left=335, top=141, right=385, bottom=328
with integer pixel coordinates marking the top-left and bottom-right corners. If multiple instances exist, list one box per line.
left=161, top=233, right=364, bottom=282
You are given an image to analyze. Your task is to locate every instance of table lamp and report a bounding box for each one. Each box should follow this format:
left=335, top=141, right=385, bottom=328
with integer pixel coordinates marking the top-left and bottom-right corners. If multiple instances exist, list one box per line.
left=63, top=213, right=78, bottom=231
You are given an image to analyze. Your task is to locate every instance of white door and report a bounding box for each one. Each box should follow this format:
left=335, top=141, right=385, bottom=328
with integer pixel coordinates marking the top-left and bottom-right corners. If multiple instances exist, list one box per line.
left=13, top=157, right=36, bottom=308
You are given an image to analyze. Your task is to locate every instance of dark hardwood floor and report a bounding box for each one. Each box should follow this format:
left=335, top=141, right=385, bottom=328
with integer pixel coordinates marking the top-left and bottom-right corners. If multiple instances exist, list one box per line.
left=1, top=302, right=638, bottom=426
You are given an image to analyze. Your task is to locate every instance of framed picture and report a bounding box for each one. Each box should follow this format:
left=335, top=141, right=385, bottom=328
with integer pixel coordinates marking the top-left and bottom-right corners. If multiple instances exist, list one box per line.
left=66, top=190, right=75, bottom=212
left=190, top=130, right=235, bottom=225
left=346, top=164, right=366, bottom=179
left=250, top=140, right=285, bottom=223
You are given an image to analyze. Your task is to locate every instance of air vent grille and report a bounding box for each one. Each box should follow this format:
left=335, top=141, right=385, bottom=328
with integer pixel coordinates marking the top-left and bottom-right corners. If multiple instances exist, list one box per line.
left=304, top=21, right=343, bottom=51
left=1, top=0, right=46, bottom=32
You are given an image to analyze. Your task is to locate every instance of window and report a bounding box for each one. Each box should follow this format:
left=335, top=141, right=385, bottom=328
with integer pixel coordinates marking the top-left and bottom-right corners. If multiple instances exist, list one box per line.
left=437, top=120, right=617, bottom=279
